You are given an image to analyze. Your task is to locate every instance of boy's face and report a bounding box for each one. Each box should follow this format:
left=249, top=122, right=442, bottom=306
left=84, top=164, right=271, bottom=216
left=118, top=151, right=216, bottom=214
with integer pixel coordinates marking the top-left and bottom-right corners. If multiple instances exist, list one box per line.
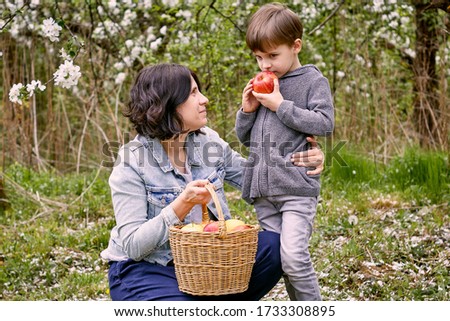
left=253, top=39, right=302, bottom=78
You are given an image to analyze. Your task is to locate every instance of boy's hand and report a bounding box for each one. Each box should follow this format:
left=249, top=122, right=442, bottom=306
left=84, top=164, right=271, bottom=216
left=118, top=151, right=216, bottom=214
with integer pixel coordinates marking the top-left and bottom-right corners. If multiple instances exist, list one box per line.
left=252, top=78, right=283, bottom=112
left=242, top=79, right=260, bottom=113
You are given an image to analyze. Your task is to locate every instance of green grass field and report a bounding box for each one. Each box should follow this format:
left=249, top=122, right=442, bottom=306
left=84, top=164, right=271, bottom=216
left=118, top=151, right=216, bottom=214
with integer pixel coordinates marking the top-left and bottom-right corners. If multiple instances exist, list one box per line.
left=1, top=148, right=448, bottom=301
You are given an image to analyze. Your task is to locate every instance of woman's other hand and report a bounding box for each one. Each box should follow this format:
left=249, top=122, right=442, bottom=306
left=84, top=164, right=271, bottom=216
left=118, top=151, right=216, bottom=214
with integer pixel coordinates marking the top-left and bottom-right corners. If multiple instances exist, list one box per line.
left=291, top=136, right=324, bottom=175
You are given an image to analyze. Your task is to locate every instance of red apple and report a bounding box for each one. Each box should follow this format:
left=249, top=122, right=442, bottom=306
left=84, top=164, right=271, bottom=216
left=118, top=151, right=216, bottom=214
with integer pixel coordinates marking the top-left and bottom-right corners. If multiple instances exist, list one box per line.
left=203, top=221, right=219, bottom=232
left=253, top=71, right=277, bottom=94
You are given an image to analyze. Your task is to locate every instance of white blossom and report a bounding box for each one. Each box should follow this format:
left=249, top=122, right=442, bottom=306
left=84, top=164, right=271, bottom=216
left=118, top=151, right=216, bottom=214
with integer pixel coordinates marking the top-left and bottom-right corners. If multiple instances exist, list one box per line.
left=120, top=10, right=137, bottom=28
left=114, top=62, right=125, bottom=71
left=373, top=0, right=384, bottom=12
left=53, top=60, right=82, bottom=89
left=160, top=26, right=167, bottom=35
left=59, top=48, right=71, bottom=60
left=404, top=48, right=416, bottom=59
left=115, top=72, right=126, bottom=85
left=131, top=46, right=142, bottom=58
left=161, top=0, right=178, bottom=7
left=150, top=38, right=162, bottom=51
left=108, top=0, right=117, bottom=9
left=9, top=83, right=24, bottom=105
left=125, top=39, right=134, bottom=48
left=176, top=10, right=192, bottom=20
left=336, top=71, right=345, bottom=79
left=26, top=80, right=46, bottom=97
left=41, top=18, right=62, bottom=42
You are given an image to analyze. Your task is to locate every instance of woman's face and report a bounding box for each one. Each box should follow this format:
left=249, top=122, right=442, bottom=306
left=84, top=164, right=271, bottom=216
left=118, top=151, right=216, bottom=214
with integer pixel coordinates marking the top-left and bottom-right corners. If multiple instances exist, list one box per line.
left=177, top=76, right=209, bottom=132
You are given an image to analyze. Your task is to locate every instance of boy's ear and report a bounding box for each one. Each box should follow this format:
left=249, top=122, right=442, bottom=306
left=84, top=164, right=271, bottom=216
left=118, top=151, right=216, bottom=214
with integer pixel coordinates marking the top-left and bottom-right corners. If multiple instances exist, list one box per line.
left=294, top=39, right=302, bottom=53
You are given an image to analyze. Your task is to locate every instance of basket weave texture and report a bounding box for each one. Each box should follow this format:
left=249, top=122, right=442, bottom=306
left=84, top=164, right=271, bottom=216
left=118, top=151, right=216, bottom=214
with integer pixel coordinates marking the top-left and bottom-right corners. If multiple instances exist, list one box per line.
left=169, top=183, right=259, bottom=296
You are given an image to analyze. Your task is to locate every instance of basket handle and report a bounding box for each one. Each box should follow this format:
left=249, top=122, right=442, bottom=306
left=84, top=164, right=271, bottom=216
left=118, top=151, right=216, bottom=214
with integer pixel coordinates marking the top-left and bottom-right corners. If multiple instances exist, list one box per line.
left=202, top=182, right=226, bottom=239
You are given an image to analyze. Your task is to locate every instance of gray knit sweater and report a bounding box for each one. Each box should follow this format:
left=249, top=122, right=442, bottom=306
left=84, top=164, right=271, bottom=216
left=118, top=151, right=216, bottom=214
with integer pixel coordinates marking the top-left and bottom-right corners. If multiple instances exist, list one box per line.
left=235, top=64, right=334, bottom=203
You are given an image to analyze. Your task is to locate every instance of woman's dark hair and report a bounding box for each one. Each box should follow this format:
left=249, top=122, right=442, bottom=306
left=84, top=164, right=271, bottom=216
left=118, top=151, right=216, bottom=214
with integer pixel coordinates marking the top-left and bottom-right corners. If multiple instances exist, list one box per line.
left=123, top=63, right=202, bottom=140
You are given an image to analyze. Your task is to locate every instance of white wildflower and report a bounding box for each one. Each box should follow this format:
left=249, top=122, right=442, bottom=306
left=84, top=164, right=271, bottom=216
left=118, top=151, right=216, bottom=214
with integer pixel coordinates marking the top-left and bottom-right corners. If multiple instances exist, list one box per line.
left=348, top=215, right=358, bottom=225
left=160, top=25, right=167, bottom=35
left=9, top=83, right=24, bottom=105
left=53, top=60, right=82, bottom=89
left=41, top=18, right=62, bottom=42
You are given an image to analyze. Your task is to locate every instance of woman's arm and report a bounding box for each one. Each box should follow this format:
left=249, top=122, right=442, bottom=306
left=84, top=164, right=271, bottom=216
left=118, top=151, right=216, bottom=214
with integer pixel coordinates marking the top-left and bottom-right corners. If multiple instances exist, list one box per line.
left=109, top=147, right=211, bottom=261
left=290, top=136, right=325, bottom=175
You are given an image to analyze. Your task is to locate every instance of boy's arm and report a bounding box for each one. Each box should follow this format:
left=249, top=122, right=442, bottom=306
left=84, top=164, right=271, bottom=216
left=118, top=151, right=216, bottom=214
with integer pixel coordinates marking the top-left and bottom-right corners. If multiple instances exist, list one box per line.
left=277, top=77, right=334, bottom=136
left=235, top=108, right=257, bottom=147
left=235, top=79, right=259, bottom=146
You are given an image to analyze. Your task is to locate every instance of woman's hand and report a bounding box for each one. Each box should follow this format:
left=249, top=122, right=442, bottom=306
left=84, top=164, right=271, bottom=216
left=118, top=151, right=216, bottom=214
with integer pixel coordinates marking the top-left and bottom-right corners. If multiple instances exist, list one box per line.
left=291, top=136, right=325, bottom=175
left=171, top=180, right=211, bottom=220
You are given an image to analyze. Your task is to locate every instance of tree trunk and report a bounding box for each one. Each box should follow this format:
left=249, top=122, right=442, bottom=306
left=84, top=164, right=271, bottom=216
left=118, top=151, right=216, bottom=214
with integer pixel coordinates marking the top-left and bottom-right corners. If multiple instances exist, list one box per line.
left=412, top=1, right=449, bottom=150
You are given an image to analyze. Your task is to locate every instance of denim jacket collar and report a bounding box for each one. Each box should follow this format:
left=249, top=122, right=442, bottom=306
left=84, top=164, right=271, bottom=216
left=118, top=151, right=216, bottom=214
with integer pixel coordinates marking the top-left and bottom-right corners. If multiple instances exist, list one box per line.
left=137, top=133, right=202, bottom=173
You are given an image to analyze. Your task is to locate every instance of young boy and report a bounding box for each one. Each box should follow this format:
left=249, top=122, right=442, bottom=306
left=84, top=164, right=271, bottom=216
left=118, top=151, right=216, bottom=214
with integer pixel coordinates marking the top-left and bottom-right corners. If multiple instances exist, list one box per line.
left=235, top=3, right=334, bottom=301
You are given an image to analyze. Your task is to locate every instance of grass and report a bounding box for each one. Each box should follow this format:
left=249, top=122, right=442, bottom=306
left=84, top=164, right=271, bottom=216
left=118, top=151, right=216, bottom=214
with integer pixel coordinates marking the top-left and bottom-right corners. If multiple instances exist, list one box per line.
left=0, top=147, right=448, bottom=301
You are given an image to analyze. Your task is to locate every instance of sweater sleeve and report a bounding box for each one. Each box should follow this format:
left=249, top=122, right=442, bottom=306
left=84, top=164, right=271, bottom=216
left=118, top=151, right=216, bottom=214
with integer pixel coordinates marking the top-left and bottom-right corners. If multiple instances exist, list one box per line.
left=276, top=76, right=334, bottom=136
left=235, top=107, right=258, bottom=147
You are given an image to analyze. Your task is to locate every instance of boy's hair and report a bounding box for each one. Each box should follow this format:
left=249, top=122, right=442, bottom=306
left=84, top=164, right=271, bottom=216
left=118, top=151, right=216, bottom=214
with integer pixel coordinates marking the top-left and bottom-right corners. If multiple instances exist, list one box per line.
left=246, top=2, right=303, bottom=52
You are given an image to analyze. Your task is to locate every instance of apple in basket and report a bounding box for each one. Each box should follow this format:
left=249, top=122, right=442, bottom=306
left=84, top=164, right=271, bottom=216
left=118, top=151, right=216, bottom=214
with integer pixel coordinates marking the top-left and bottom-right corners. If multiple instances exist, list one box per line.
left=226, top=219, right=252, bottom=232
left=230, top=224, right=252, bottom=232
left=180, top=223, right=204, bottom=232
left=203, top=221, right=220, bottom=232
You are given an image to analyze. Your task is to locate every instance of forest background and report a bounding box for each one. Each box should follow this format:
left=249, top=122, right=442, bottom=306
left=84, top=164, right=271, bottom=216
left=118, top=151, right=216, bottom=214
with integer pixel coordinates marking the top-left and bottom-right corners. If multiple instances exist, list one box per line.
left=0, top=0, right=449, bottom=301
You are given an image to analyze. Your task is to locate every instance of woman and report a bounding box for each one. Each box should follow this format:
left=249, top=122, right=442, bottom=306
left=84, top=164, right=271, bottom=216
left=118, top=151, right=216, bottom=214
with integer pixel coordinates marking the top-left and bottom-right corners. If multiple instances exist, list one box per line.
left=101, top=63, right=325, bottom=301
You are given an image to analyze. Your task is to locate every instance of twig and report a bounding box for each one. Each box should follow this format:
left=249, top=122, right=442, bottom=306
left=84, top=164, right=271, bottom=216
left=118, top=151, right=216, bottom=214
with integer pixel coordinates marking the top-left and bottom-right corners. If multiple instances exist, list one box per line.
left=76, top=94, right=96, bottom=174
left=69, top=165, right=103, bottom=206
left=2, top=174, right=68, bottom=209
left=308, top=0, right=345, bottom=36
left=0, top=1, right=30, bottom=31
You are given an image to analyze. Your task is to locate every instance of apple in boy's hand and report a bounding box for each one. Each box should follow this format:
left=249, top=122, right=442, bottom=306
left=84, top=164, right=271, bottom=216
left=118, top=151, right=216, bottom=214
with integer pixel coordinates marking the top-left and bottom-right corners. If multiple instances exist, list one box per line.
left=253, top=71, right=277, bottom=94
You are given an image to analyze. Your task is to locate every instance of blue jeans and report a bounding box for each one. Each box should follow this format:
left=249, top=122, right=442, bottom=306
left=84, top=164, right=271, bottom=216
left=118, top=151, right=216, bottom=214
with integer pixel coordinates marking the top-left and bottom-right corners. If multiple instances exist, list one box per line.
left=254, top=195, right=322, bottom=301
left=108, top=231, right=282, bottom=301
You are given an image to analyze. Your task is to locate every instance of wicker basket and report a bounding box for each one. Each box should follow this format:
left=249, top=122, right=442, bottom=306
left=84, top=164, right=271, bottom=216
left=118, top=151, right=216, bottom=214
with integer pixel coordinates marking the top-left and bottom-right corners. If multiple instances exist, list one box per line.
left=169, top=183, right=259, bottom=296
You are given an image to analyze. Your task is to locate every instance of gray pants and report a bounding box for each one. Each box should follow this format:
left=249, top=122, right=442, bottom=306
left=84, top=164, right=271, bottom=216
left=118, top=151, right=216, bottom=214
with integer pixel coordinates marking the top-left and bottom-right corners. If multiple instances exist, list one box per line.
left=254, top=195, right=322, bottom=301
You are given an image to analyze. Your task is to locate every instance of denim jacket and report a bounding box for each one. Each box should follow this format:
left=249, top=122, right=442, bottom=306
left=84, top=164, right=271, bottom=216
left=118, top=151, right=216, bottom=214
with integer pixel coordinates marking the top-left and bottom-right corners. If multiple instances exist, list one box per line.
left=100, top=127, right=244, bottom=266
